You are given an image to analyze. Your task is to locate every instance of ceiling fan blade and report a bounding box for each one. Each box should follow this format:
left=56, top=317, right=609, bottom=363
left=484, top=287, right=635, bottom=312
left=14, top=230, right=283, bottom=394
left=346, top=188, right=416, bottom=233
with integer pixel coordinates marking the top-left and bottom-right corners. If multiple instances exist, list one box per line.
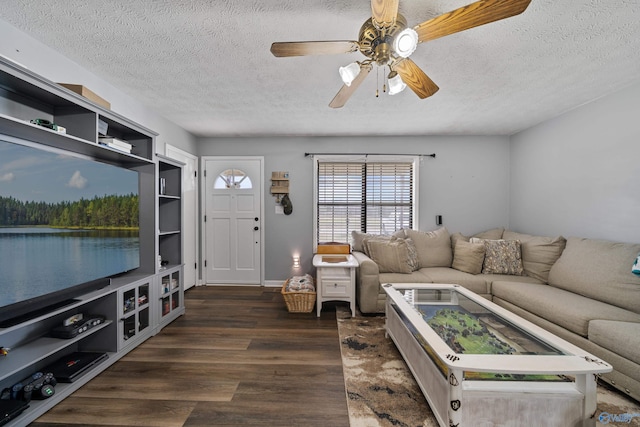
left=394, top=59, right=439, bottom=99
left=414, top=0, right=532, bottom=43
left=270, top=41, right=359, bottom=57
left=371, top=0, right=399, bottom=29
left=329, top=64, right=372, bottom=108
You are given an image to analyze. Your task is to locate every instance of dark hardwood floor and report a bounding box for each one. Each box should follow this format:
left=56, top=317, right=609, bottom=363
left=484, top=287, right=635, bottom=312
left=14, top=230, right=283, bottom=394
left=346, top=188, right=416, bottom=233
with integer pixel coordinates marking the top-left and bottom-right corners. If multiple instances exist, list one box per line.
left=32, top=286, right=349, bottom=427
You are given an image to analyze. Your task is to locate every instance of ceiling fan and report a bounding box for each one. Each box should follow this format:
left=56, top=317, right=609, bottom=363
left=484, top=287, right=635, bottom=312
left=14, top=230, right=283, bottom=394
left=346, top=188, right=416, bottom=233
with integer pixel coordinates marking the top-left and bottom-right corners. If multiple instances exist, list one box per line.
left=270, top=0, right=532, bottom=108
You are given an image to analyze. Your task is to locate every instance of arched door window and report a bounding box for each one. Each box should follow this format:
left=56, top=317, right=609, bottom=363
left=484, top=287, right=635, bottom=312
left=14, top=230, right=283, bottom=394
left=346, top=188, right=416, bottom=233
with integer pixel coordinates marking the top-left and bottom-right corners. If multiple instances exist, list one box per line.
left=214, top=168, right=253, bottom=189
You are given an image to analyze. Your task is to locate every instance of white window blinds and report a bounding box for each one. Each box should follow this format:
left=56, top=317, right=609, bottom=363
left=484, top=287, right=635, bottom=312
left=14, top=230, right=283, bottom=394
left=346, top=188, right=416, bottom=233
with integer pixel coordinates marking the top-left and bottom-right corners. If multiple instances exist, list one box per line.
left=317, top=161, right=413, bottom=243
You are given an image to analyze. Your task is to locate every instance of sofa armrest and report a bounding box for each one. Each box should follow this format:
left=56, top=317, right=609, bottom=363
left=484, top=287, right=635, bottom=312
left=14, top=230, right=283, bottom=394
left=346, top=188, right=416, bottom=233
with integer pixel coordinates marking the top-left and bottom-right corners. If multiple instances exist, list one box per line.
left=352, top=251, right=382, bottom=314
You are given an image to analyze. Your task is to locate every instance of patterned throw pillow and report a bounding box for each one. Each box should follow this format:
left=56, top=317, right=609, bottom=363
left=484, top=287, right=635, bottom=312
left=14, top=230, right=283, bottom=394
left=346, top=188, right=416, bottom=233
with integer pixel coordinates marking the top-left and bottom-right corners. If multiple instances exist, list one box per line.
left=405, top=237, right=419, bottom=271
left=471, top=238, right=524, bottom=275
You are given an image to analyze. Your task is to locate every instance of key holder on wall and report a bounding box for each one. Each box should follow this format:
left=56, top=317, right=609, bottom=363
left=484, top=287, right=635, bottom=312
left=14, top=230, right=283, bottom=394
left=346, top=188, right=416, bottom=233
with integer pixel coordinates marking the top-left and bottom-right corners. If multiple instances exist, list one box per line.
left=271, top=171, right=292, bottom=214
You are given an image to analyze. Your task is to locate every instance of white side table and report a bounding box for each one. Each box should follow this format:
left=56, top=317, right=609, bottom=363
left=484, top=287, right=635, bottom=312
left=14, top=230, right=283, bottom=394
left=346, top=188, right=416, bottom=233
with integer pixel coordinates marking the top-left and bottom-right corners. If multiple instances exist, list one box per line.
left=312, top=254, right=359, bottom=317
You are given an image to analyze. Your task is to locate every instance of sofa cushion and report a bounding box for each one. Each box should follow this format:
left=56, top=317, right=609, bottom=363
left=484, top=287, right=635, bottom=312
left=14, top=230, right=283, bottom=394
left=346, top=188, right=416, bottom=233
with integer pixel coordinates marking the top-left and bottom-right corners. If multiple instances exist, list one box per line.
left=474, top=227, right=505, bottom=240
left=405, top=227, right=452, bottom=268
left=503, top=231, right=566, bottom=282
left=471, top=238, right=524, bottom=275
left=352, top=229, right=406, bottom=252
left=450, top=228, right=505, bottom=248
left=588, top=320, right=640, bottom=365
left=364, top=236, right=416, bottom=274
left=379, top=270, right=432, bottom=284
left=420, top=267, right=489, bottom=295
left=452, top=240, right=485, bottom=274
left=492, top=281, right=640, bottom=336
left=483, top=274, right=544, bottom=287
left=548, top=237, right=640, bottom=314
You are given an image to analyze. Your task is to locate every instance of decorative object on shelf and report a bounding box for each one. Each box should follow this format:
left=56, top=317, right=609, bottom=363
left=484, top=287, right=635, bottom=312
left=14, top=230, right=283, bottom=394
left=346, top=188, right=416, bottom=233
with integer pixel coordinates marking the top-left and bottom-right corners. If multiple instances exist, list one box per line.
left=58, top=83, right=111, bottom=109
left=98, top=136, right=132, bottom=154
left=29, top=118, right=65, bottom=134
left=270, top=171, right=289, bottom=202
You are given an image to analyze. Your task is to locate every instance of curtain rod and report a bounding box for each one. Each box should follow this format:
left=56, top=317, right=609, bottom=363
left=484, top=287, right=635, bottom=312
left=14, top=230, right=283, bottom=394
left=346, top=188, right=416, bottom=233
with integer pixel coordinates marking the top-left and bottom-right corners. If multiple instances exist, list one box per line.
left=304, top=152, right=436, bottom=158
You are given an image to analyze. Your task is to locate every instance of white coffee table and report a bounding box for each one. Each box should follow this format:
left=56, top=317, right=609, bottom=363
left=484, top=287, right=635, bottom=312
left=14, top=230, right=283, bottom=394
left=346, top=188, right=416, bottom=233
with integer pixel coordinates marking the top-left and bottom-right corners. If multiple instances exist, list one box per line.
left=383, top=283, right=612, bottom=427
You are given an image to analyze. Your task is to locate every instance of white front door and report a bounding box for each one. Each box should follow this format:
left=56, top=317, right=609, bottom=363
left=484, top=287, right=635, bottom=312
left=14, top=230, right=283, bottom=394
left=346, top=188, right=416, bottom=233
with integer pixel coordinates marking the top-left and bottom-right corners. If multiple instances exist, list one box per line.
left=203, top=157, right=263, bottom=284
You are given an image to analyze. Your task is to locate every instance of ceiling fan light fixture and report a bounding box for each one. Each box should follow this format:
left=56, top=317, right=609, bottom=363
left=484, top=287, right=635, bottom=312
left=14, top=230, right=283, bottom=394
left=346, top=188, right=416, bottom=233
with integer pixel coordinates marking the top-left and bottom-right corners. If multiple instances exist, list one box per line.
left=387, top=71, right=406, bottom=95
left=393, top=28, right=418, bottom=58
left=339, top=62, right=361, bottom=86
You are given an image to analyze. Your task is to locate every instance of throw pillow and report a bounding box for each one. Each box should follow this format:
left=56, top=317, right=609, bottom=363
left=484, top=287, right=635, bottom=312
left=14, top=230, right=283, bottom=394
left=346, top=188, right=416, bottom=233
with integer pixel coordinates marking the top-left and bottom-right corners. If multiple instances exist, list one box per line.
left=364, top=236, right=415, bottom=274
left=405, top=227, right=453, bottom=268
left=471, top=238, right=524, bottom=275
left=351, top=231, right=375, bottom=252
left=405, top=237, right=419, bottom=271
left=362, top=234, right=392, bottom=257
left=503, top=231, right=566, bottom=282
left=452, top=240, right=485, bottom=274
left=351, top=229, right=407, bottom=252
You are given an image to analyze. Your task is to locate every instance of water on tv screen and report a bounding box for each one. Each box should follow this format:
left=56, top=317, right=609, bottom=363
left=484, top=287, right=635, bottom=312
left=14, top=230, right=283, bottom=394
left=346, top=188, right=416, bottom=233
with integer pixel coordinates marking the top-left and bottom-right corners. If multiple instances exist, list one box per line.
left=0, top=138, right=140, bottom=323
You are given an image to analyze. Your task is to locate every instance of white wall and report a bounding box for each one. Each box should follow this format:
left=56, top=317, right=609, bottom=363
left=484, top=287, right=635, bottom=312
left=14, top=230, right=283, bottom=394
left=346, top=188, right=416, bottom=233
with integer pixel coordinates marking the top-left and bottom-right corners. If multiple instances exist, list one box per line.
left=198, top=136, right=511, bottom=280
left=0, top=19, right=197, bottom=155
left=509, top=81, right=640, bottom=243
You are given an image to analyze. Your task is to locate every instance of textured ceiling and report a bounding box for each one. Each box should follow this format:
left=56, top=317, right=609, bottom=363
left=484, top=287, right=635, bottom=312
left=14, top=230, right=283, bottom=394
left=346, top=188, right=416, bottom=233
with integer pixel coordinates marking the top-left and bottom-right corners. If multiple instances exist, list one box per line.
left=2, top=0, right=640, bottom=137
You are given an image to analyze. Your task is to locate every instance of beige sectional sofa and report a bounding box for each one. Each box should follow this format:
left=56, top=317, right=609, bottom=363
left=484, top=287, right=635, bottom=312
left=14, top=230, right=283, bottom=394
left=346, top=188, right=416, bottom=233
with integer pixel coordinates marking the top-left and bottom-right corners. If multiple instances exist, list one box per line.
left=352, top=227, right=640, bottom=401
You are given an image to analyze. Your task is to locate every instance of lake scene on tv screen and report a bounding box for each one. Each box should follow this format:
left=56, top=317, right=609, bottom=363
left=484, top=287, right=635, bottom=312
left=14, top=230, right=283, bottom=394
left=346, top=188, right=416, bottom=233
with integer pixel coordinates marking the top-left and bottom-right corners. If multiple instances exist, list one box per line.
left=0, top=139, right=140, bottom=309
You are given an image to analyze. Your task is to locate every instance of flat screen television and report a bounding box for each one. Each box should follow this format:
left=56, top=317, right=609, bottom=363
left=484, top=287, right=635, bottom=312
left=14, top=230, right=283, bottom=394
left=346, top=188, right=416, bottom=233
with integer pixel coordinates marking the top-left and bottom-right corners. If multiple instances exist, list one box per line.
left=0, top=138, right=140, bottom=326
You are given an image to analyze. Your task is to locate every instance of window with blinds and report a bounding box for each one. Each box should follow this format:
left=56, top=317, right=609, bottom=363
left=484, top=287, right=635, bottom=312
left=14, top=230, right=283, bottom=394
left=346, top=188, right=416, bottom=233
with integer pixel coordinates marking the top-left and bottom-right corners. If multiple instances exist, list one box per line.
left=317, top=161, right=414, bottom=243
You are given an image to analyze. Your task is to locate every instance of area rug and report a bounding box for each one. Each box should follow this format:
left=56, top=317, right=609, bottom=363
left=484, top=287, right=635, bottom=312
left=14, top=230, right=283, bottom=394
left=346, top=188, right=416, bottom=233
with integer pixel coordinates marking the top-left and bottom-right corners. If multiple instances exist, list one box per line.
left=336, top=307, right=640, bottom=427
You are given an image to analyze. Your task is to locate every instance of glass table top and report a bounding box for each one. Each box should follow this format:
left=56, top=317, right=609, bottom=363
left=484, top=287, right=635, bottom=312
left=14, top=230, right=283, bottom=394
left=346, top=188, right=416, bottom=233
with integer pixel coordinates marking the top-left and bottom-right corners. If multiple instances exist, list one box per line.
left=397, top=288, right=564, bottom=356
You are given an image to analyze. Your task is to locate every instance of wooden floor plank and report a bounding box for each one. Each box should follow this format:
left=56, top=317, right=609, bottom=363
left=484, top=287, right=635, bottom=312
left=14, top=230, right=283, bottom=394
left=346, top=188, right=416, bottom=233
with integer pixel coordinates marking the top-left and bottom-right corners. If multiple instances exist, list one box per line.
left=32, top=286, right=349, bottom=427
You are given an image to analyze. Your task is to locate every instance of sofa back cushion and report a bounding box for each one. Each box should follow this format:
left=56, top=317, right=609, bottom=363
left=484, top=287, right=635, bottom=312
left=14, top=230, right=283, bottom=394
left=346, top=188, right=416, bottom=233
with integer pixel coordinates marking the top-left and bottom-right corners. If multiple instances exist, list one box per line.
left=547, top=237, right=640, bottom=314
left=351, top=229, right=405, bottom=252
left=405, top=227, right=452, bottom=268
left=503, top=231, right=566, bottom=282
left=363, top=236, right=416, bottom=274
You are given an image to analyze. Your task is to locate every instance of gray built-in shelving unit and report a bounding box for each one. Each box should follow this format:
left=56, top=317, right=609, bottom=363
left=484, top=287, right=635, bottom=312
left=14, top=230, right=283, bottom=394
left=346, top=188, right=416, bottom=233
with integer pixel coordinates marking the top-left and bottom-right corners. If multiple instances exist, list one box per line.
left=0, top=56, right=184, bottom=426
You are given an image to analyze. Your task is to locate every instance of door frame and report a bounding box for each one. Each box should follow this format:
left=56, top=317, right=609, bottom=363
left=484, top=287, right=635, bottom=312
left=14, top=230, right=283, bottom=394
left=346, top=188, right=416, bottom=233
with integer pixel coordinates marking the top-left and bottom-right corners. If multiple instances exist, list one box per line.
left=163, top=144, right=199, bottom=289
left=200, top=156, right=265, bottom=286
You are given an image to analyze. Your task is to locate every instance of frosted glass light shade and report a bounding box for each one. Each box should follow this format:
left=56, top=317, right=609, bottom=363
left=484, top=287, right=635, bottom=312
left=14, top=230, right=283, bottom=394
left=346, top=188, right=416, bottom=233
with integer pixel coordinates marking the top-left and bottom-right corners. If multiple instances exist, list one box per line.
left=339, top=62, right=361, bottom=86
left=393, top=28, right=418, bottom=58
left=388, top=73, right=406, bottom=95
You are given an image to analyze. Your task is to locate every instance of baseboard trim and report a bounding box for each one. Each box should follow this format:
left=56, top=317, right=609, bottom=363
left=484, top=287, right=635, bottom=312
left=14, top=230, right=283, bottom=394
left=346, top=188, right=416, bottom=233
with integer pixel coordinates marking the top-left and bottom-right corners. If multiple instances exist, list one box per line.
left=264, top=280, right=284, bottom=288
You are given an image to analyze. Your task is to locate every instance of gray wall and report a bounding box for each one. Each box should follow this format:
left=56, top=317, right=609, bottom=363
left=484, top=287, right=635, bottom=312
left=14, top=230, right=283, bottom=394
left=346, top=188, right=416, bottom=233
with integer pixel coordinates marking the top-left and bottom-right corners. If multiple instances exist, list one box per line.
left=509, top=80, right=640, bottom=243
left=0, top=19, right=197, bottom=154
left=198, top=136, right=511, bottom=281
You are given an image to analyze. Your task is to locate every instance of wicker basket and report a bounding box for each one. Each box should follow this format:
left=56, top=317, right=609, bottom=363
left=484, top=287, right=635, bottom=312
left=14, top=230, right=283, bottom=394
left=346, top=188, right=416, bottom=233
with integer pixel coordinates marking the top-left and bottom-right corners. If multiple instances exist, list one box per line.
left=281, top=279, right=316, bottom=313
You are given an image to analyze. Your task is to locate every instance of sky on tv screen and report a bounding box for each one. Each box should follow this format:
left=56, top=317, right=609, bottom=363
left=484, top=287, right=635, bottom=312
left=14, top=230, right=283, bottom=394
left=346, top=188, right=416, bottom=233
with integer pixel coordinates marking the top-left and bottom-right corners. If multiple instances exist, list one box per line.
left=0, top=140, right=137, bottom=203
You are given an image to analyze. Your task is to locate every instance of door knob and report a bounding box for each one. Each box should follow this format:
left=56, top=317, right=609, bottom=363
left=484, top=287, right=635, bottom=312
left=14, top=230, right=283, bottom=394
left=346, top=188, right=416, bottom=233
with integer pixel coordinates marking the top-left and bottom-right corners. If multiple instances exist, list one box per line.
left=254, top=226, right=259, bottom=231
left=255, top=217, right=259, bottom=221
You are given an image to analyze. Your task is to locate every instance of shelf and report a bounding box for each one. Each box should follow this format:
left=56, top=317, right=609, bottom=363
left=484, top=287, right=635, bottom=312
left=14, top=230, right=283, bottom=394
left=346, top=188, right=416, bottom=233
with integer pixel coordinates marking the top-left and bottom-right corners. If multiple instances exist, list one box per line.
left=0, top=321, right=112, bottom=382
left=0, top=114, right=153, bottom=168
left=6, top=352, right=116, bottom=427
